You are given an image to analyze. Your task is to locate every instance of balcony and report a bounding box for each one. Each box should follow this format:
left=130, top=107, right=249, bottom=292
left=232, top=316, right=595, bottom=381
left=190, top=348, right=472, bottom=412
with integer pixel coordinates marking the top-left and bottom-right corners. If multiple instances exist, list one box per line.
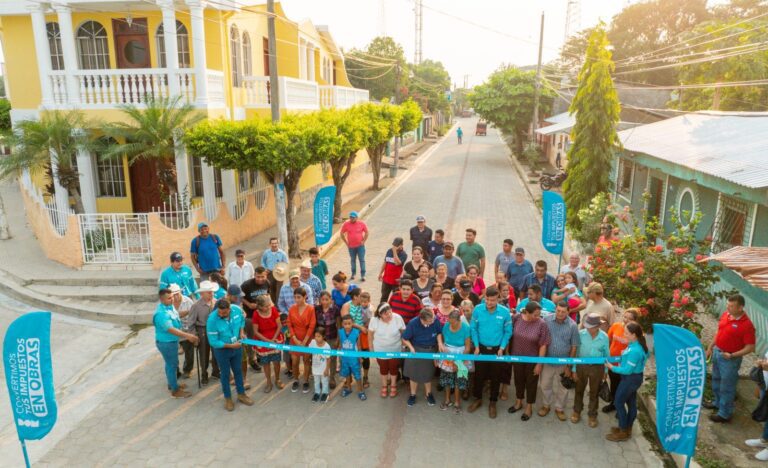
left=242, top=76, right=369, bottom=110
left=46, top=69, right=225, bottom=109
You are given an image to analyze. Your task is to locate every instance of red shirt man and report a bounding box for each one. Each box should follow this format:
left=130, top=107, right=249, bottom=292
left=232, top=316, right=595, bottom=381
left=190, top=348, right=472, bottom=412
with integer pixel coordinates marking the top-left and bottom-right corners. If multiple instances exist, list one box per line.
left=340, top=213, right=369, bottom=248
left=389, top=279, right=422, bottom=325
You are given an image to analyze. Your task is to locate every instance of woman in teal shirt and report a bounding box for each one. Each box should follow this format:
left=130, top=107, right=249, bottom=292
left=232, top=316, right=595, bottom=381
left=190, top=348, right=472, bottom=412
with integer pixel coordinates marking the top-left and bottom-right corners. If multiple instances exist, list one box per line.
left=438, top=310, right=471, bottom=413
left=605, top=322, right=648, bottom=442
left=154, top=289, right=199, bottom=399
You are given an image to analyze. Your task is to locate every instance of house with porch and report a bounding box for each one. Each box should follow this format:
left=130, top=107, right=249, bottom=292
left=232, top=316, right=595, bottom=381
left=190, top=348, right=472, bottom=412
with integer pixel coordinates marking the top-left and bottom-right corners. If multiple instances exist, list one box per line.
left=0, top=0, right=370, bottom=268
left=611, top=112, right=768, bottom=252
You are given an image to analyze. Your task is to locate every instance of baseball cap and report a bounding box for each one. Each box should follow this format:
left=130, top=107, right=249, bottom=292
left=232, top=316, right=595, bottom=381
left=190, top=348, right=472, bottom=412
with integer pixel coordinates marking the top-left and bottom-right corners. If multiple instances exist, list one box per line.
left=170, top=252, right=183, bottom=262
left=197, top=222, right=208, bottom=230
left=416, top=215, right=426, bottom=222
left=392, top=237, right=404, bottom=247
left=459, top=279, right=472, bottom=289
left=235, top=249, right=245, bottom=256
left=444, top=241, right=454, bottom=248
left=349, top=211, right=359, bottom=218
left=289, top=269, right=301, bottom=279
left=587, top=283, right=604, bottom=295
left=227, top=284, right=242, bottom=296
left=515, top=247, right=525, bottom=254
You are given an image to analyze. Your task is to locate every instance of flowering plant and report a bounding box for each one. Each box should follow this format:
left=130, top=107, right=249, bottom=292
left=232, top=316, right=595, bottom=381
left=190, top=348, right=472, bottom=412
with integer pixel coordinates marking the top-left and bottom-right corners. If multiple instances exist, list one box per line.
left=589, top=207, right=728, bottom=333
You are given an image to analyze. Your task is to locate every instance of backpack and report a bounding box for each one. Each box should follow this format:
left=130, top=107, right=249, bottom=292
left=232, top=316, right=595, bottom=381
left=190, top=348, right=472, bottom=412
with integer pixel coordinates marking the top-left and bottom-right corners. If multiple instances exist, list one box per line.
left=194, top=234, right=222, bottom=252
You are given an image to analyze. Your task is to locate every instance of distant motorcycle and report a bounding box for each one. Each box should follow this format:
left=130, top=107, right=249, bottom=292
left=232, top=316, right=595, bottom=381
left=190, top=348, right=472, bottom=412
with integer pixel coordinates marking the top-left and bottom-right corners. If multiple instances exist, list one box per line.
left=539, top=170, right=567, bottom=191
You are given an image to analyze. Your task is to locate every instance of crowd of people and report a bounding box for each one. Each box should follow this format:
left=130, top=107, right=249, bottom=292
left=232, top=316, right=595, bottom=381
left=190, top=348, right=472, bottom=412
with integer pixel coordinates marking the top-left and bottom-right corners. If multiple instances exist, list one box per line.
left=152, top=215, right=755, bottom=448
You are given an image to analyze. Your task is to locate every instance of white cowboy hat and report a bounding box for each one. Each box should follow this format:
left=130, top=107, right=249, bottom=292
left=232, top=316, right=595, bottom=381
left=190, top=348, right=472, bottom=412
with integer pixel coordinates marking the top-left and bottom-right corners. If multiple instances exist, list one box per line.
left=300, top=259, right=312, bottom=270
left=168, top=283, right=182, bottom=294
left=198, top=280, right=220, bottom=293
left=272, top=262, right=290, bottom=282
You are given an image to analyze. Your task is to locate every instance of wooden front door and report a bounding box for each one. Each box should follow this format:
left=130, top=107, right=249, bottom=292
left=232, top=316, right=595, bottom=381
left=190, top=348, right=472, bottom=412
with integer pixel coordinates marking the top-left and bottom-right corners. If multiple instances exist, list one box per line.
left=113, top=18, right=150, bottom=69
left=129, top=158, right=163, bottom=212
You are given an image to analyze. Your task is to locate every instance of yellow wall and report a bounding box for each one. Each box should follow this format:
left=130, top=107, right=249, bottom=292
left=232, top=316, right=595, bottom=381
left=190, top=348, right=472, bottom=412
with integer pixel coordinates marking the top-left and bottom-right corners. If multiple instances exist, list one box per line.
left=2, top=16, right=42, bottom=109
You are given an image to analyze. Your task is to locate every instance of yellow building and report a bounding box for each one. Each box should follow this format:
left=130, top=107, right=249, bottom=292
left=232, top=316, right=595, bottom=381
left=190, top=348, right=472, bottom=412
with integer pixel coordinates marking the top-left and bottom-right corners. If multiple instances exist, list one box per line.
left=0, top=0, right=367, bottom=215
left=0, top=0, right=369, bottom=267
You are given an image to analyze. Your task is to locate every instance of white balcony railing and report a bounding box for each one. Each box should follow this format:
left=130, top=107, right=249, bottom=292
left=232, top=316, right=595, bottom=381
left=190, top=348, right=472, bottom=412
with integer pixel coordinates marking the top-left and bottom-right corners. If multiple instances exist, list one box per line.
left=242, top=76, right=271, bottom=108
left=319, top=85, right=370, bottom=109
left=206, top=70, right=225, bottom=108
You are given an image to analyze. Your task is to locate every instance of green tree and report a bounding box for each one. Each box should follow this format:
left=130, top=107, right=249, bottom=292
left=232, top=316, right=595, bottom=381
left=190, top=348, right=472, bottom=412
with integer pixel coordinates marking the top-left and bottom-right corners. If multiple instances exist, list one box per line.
left=672, top=16, right=768, bottom=111
left=317, top=107, right=371, bottom=223
left=345, top=37, right=408, bottom=101
left=0, top=98, right=12, bottom=239
left=186, top=114, right=334, bottom=256
left=469, top=65, right=552, bottom=154
left=358, top=101, right=401, bottom=191
left=408, top=59, right=451, bottom=112
left=562, top=25, right=621, bottom=232
left=397, top=99, right=423, bottom=140
left=103, top=96, right=204, bottom=203
left=1, top=110, right=94, bottom=214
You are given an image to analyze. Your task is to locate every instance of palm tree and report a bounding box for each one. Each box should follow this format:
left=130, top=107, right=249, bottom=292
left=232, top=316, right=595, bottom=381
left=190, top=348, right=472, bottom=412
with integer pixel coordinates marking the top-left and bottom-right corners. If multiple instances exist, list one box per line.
left=102, top=96, right=205, bottom=202
left=1, top=110, right=93, bottom=214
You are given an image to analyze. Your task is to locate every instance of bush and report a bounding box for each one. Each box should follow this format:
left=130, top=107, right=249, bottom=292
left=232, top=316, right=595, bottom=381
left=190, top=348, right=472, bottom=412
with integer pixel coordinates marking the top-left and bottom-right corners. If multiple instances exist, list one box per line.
left=589, top=208, right=728, bottom=333
left=570, top=192, right=616, bottom=250
left=436, top=124, right=451, bottom=136
left=522, top=143, right=542, bottom=171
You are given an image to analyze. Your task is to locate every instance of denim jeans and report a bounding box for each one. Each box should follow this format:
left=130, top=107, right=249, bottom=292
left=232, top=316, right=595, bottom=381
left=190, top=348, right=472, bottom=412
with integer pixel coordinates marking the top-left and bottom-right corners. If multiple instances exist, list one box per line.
left=348, top=245, right=366, bottom=277
left=314, top=374, right=329, bottom=394
left=615, top=373, right=643, bottom=430
left=712, top=347, right=743, bottom=419
left=213, top=347, right=245, bottom=399
left=156, top=340, right=180, bottom=392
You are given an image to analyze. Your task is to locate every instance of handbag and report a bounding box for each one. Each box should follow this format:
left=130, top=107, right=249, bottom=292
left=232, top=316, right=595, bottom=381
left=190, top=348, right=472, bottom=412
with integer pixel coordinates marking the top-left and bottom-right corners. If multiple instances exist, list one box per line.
left=753, top=391, right=768, bottom=422
left=598, top=380, right=612, bottom=403
left=750, top=366, right=766, bottom=388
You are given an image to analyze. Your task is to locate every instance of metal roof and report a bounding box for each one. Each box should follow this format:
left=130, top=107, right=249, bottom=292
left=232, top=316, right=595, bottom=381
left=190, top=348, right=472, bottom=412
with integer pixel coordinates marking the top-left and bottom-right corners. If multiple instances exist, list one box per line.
left=618, top=112, right=768, bottom=189
left=544, top=112, right=574, bottom=124
left=703, top=247, right=768, bottom=292
left=535, top=119, right=574, bottom=135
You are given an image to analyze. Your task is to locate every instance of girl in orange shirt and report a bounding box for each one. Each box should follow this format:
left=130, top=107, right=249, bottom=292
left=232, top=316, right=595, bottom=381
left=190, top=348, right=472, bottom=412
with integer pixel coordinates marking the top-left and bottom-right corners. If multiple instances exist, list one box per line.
left=603, top=308, right=638, bottom=413
left=288, top=287, right=316, bottom=394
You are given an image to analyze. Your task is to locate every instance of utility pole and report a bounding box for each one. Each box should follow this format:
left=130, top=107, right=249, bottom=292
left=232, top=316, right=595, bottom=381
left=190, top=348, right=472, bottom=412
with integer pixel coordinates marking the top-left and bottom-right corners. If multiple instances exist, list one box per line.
left=267, top=0, right=288, bottom=250
left=391, top=62, right=401, bottom=178
left=531, top=11, right=545, bottom=144
left=414, top=0, right=423, bottom=64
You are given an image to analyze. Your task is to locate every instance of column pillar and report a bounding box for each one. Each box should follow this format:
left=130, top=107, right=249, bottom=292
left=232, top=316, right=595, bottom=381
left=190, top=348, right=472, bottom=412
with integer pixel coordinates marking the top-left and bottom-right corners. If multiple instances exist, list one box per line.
left=76, top=146, right=97, bottom=214
left=29, top=3, right=54, bottom=107
left=201, top=159, right=216, bottom=220
left=49, top=149, right=71, bottom=212
left=53, top=4, right=81, bottom=105
left=308, top=44, right=315, bottom=81
left=174, top=136, right=191, bottom=203
left=158, top=0, right=181, bottom=96
left=222, top=170, right=237, bottom=216
left=186, top=0, right=208, bottom=106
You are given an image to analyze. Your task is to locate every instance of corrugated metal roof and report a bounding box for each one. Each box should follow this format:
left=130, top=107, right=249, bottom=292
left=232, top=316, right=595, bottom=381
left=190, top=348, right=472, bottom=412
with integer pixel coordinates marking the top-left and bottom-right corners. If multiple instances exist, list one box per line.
left=536, top=119, right=574, bottom=135
left=544, top=112, right=574, bottom=124
left=618, top=112, right=768, bottom=189
left=703, top=246, right=768, bottom=292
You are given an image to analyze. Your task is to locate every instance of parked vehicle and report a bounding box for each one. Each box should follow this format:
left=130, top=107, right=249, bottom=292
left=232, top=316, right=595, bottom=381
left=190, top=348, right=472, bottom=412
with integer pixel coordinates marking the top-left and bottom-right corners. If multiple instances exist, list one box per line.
left=475, top=120, right=487, bottom=136
left=539, top=170, right=567, bottom=190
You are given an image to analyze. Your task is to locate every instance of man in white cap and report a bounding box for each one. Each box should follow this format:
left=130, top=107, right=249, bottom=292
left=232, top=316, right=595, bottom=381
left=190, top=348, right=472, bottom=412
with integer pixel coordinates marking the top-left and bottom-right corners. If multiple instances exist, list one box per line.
left=340, top=211, right=369, bottom=281
left=277, top=271, right=314, bottom=314
left=409, top=215, right=433, bottom=253
left=187, top=280, right=220, bottom=385
left=299, top=259, right=323, bottom=306
left=572, top=313, right=610, bottom=428
left=170, top=284, right=196, bottom=379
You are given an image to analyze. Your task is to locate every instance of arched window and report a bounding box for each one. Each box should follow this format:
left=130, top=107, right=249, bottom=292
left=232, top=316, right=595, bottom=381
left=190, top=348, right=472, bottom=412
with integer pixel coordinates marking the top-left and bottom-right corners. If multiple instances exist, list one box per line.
left=156, top=21, right=190, bottom=68
left=47, top=22, right=64, bottom=70
left=230, top=25, right=241, bottom=86
left=242, top=32, right=252, bottom=77
left=76, top=20, right=110, bottom=69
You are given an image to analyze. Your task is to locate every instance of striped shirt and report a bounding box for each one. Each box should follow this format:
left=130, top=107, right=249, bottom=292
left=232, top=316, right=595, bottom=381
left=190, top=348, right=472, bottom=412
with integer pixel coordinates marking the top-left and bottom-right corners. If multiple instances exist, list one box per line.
left=277, top=282, right=314, bottom=314
left=389, top=292, right=422, bottom=325
left=544, top=314, right=580, bottom=357
left=301, top=274, right=323, bottom=305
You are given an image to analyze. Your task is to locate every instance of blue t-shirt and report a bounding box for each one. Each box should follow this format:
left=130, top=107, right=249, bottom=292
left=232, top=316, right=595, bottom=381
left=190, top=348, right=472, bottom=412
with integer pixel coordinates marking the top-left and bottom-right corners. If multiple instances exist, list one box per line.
left=339, top=327, right=360, bottom=362
left=158, top=264, right=198, bottom=297
left=153, top=303, right=181, bottom=342
left=403, top=318, right=442, bottom=348
left=190, top=234, right=223, bottom=272
left=506, top=259, right=533, bottom=292
left=332, top=284, right=358, bottom=308
left=442, top=322, right=470, bottom=348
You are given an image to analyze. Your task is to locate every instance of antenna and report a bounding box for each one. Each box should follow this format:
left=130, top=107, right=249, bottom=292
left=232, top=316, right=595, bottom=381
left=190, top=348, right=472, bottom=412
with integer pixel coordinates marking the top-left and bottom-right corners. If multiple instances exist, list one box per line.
left=414, top=0, right=423, bottom=64
left=564, top=0, right=581, bottom=43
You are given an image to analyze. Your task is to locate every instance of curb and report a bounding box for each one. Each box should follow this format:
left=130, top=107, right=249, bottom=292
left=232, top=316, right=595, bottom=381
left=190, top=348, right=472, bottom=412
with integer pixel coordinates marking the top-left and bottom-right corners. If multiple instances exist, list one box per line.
left=639, top=391, right=702, bottom=468
left=317, top=128, right=454, bottom=259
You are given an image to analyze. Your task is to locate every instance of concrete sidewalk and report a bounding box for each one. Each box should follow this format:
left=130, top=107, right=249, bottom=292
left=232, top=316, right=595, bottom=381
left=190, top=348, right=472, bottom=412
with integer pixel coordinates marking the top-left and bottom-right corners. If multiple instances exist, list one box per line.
left=0, top=140, right=434, bottom=323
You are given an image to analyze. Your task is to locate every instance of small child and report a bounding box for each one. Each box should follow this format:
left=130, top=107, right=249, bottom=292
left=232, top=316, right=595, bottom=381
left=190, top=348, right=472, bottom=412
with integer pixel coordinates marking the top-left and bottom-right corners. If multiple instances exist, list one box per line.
left=309, top=247, right=329, bottom=290
left=341, top=289, right=372, bottom=388
left=338, top=315, right=366, bottom=401
left=358, top=291, right=373, bottom=388
left=309, top=327, right=331, bottom=403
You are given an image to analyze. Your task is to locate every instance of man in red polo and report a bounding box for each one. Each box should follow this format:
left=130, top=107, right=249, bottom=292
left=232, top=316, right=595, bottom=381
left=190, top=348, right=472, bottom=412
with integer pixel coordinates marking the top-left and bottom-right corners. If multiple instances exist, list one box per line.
left=705, top=294, right=755, bottom=423
left=389, top=279, right=422, bottom=325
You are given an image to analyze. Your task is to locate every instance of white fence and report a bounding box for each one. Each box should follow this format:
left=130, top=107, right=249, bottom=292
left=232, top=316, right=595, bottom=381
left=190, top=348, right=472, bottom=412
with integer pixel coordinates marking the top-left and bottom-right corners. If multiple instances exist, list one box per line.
left=319, top=86, right=370, bottom=109
left=20, top=171, right=73, bottom=236
left=78, top=213, right=152, bottom=264
left=151, top=193, right=203, bottom=230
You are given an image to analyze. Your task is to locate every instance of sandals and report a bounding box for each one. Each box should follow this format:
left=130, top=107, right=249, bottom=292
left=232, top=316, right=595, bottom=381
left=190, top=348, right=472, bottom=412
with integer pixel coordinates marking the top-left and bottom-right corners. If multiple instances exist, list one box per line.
left=389, top=386, right=398, bottom=398
left=363, top=377, right=370, bottom=389
left=454, top=406, right=463, bottom=415
left=381, top=386, right=389, bottom=398
left=275, top=380, right=285, bottom=390
left=264, top=382, right=273, bottom=393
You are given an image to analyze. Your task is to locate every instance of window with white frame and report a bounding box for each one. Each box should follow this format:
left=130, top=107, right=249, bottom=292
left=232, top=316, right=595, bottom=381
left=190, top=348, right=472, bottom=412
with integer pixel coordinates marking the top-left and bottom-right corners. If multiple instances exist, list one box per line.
left=230, top=25, right=241, bottom=86
left=242, top=32, right=252, bottom=77
left=713, top=196, right=748, bottom=252
left=95, top=138, right=125, bottom=197
left=617, top=159, right=634, bottom=198
left=47, top=22, right=64, bottom=71
left=191, top=155, right=204, bottom=197
left=76, top=21, right=110, bottom=69
left=156, top=21, right=190, bottom=68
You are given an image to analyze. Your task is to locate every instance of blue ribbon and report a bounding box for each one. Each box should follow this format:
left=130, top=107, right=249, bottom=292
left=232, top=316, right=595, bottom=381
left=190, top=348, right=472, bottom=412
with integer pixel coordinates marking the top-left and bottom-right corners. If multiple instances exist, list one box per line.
left=241, top=339, right=619, bottom=365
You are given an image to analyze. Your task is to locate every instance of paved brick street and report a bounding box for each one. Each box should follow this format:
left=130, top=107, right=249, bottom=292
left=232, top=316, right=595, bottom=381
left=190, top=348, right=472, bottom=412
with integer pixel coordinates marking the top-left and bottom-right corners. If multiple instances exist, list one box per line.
left=1, top=119, right=659, bottom=468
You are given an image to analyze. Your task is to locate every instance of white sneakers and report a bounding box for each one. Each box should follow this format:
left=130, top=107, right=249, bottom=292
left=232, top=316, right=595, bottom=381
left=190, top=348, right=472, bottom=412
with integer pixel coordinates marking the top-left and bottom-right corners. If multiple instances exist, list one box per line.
left=745, top=439, right=768, bottom=461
